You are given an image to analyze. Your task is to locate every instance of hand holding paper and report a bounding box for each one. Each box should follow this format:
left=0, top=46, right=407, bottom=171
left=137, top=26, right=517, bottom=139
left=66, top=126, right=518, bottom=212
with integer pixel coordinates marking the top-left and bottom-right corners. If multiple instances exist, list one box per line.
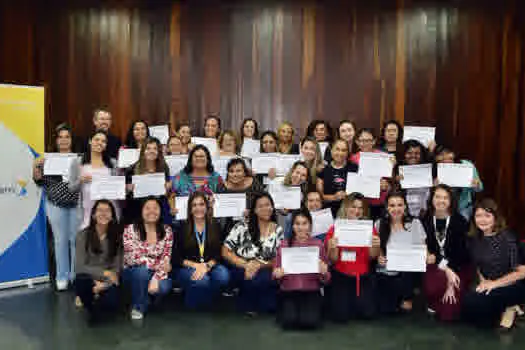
left=281, top=246, right=320, bottom=275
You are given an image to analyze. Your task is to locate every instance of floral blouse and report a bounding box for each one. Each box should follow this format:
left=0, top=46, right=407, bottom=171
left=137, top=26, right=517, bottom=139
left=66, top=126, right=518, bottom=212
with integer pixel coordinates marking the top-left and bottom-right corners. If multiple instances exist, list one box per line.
left=172, top=170, right=224, bottom=197
left=224, top=222, right=284, bottom=261
left=123, top=224, right=174, bottom=281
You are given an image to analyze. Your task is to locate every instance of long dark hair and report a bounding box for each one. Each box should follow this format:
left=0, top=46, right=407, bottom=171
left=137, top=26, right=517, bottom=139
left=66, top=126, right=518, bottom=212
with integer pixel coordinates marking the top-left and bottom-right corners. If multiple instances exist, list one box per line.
left=469, top=197, right=507, bottom=238
left=82, top=130, right=113, bottom=168
left=204, top=114, right=221, bottom=138
left=125, top=120, right=150, bottom=148
left=288, top=209, right=312, bottom=247
left=240, top=118, right=259, bottom=139
left=183, top=144, right=215, bottom=174
left=226, top=157, right=252, bottom=181
left=424, top=184, right=458, bottom=218
left=378, top=191, right=413, bottom=253
left=85, top=199, right=122, bottom=260
left=306, top=119, right=334, bottom=143
left=134, top=196, right=166, bottom=241
left=259, top=130, right=278, bottom=153
left=248, top=192, right=278, bottom=246
left=182, top=191, right=220, bottom=249
left=53, top=123, right=74, bottom=152
left=379, top=120, right=404, bottom=148
left=134, top=137, right=168, bottom=175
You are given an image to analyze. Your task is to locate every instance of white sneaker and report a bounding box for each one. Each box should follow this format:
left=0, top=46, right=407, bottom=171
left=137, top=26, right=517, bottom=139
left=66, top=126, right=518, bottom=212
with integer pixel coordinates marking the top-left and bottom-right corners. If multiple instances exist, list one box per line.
left=131, top=309, right=144, bottom=320
left=56, top=280, right=68, bottom=291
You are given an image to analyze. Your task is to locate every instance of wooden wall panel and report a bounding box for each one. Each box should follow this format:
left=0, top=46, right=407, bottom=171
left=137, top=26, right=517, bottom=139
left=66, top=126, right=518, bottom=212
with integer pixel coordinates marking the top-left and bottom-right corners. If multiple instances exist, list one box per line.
left=1, top=0, right=524, bottom=234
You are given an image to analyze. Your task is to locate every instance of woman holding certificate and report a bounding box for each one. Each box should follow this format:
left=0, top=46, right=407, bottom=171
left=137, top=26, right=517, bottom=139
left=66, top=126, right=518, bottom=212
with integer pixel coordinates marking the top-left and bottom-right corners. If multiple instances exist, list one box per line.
left=174, top=192, right=230, bottom=309
left=324, top=120, right=357, bottom=163
left=300, top=137, right=324, bottom=184
left=122, top=197, right=174, bottom=320
left=378, top=120, right=403, bottom=156
left=218, top=130, right=241, bottom=157
left=257, top=131, right=279, bottom=185
left=277, top=122, right=300, bottom=155
left=204, top=115, right=221, bottom=139
left=176, top=123, right=193, bottom=154
left=281, top=161, right=313, bottom=238
left=325, top=193, right=380, bottom=322
left=306, top=120, right=333, bottom=144
left=240, top=118, right=259, bottom=141
left=222, top=192, right=284, bottom=315
left=422, top=185, right=472, bottom=321
left=167, top=134, right=183, bottom=155
left=124, top=120, right=150, bottom=149
left=273, top=210, right=330, bottom=329
left=461, top=198, right=525, bottom=329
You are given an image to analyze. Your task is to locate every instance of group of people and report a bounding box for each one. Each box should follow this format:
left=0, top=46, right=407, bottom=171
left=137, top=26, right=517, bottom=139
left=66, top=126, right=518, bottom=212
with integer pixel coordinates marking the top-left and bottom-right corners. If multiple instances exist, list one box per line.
left=32, top=109, right=525, bottom=330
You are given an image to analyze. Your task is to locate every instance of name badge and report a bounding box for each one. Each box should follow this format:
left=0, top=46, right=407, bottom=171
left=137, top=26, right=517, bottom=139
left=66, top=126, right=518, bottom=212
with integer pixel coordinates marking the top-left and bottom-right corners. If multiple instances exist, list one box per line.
left=341, top=250, right=357, bottom=262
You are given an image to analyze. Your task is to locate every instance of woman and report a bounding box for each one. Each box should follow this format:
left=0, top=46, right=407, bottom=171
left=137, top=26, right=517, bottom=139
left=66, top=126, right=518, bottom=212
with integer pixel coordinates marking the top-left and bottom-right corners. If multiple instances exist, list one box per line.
left=172, top=144, right=224, bottom=197
left=204, top=114, right=221, bottom=139
left=75, top=199, right=122, bottom=322
left=317, top=139, right=358, bottom=216
left=33, top=124, right=80, bottom=291
left=222, top=192, right=284, bottom=315
left=306, top=120, right=333, bottom=143
left=167, top=134, right=183, bottom=155
left=375, top=191, right=427, bottom=315
left=378, top=120, right=403, bottom=156
left=69, top=130, right=118, bottom=231
left=324, top=119, right=357, bottom=163
left=174, top=192, right=230, bottom=309
left=124, top=120, right=150, bottom=149
left=218, top=130, right=240, bottom=156
left=434, top=145, right=483, bottom=220
left=273, top=210, right=330, bottom=329
left=240, top=118, right=259, bottom=140
left=422, top=185, right=472, bottom=322
left=277, top=122, right=299, bottom=154
left=257, top=130, right=279, bottom=185
left=177, top=123, right=193, bottom=154
left=122, top=197, right=174, bottom=320
left=300, top=137, right=324, bottom=184
left=351, top=128, right=391, bottom=220
left=283, top=190, right=326, bottom=240
left=325, top=193, right=380, bottom=322
left=462, top=198, right=525, bottom=329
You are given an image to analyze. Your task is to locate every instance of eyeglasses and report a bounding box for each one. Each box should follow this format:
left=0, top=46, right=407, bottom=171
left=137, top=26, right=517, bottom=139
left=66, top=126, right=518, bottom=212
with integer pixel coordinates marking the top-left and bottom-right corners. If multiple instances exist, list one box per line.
left=358, top=139, right=374, bottom=143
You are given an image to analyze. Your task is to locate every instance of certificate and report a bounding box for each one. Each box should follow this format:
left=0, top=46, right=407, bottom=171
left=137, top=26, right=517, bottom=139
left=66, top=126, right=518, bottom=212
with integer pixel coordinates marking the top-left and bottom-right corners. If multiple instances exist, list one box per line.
left=43, top=153, right=77, bottom=176
left=345, top=173, right=380, bottom=199
left=148, top=125, right=170, bottom=144
left=386, top=245, right=427, bottom=272
left=213, top=193, right=246, bottom=218
left=399, top=164, right=433, bottom=189
left=241, top=139, right=260, bottom=158
left=213, top=156, right=236, bottom=179
left=165, top=155, right=188, bottom=176
left=117, top=148, right=140, bottom=168
left=252, top=153, right=279, bottom=174
left=358, top=152, right=393, bottom=178
left=437, top=163, right=473, bottom=188
left=281, top=246, right=320, bottom=275
left=311, top=209, right=334, bottom=236
left=175, top=196, right=189, bottom=220
left=91, top=176, right=126, bottom=200
left=334, top=219, right=374, bottom=247
left=132, top=173, right=166, bottom=198
left=268, top=184, right=301, bottom=209
left=318, top=142, right=329, bottom=159
left=403, top=126, right=435, bottom=147
left=191, top=137, right=218, bottom=155
left=276, top=154, right=303, bottom=176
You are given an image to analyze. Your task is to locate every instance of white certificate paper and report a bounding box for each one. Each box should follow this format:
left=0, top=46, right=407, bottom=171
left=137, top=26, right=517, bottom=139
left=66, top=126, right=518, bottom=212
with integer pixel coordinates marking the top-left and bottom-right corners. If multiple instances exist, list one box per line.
left=252, top=154, right=279, bottom=174
left=358, top=152, right=393, bottom=178
left=386, top=245, right=427, bottom=272
left=318, top=142, right=329, bottom=159
left=345, top=173, right=380, bottom=199
left=334, top=219, right=374, bottom=247
left=43, top=153, right=77, bottom=176
left=132, top=173, right=166, bottom=198
left=281, top=246, right=320, bottom=275
left=399, top=164, right=433, bottom=189
left=437, top=163, right=473, bottom=188
left=175, top=196, right=189, bottom=220
left=117, top=148, right=140, bottom=168
left=213, top=193, right=246, bottom=218
left=276, top=154, right=303, bottom=176
left=403, top=126, right=435, bottom=147
left=148, top=125, right=170, bottom=144
left=191, top=137, right=218, bottom=155
left=165, top=155, right=188, bottom=176
left=268, top=184, right=301, bottom=209
left=311, top=209, right=334, bottom=236
left=91, top=176, right=126, bottom=200
left=241, top=139, right=260, bottom=158
left=213, top=156, right=236, bottom=179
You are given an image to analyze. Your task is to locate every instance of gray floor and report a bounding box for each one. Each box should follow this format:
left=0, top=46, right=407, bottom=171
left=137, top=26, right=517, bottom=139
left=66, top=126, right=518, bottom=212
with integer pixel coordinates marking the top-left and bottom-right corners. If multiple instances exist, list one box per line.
left=0, top=285, right=524, bottom=350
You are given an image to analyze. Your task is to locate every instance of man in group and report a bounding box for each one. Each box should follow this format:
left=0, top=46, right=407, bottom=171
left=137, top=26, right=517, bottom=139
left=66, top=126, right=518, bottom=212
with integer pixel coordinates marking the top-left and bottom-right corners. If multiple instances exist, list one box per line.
left=82, top=109, right=122, bottom=159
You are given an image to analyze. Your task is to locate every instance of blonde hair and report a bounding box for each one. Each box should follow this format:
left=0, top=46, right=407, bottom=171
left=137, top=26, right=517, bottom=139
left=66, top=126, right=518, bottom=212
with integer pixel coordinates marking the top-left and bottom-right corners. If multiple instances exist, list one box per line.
left=336, top=193, right=370, bottom=219
left=218, top=130, right=240, bottom=153
left=300, top=136, right=323, bottom=183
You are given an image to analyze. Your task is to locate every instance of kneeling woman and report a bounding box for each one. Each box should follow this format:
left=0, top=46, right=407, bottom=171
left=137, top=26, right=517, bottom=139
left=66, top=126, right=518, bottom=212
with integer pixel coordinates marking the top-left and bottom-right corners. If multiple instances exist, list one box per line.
left=174, top=191, right=230, bottom=309
left=325, top=193, right=380, bottom=322
left=222, top=192, right=284, bottom=315
left=123, top=197, right=174, bottom=320
left=273, top=210, right=330, bottom=329
left=75, top=199, right=122, bottom=322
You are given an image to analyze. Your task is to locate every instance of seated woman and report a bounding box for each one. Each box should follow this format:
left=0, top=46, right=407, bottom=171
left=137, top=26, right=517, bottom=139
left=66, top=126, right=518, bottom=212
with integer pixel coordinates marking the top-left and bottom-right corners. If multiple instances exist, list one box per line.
left=222, top=192, right=284, bottom=315
left=273, top=209, right=330, bottom=330
left=461, top=198, right=525, bottom=329
left=375, top=191, right=428, bottom=315
left=422, top=185, right=472, bottom=321
left=122, top=197, right=174, bottom=320
left=174, top=192, right=230, bottom=309
left=325, top=193, right=380, bottom=322
left=75, top=199, right=122, bottom=323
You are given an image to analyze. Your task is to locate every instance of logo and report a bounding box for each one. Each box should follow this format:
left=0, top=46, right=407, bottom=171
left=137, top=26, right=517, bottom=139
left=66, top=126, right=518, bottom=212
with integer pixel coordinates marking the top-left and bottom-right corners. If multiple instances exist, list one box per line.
left=17, top=179, right=28, bottom=197
left=0, top=178, right=28, bottom=197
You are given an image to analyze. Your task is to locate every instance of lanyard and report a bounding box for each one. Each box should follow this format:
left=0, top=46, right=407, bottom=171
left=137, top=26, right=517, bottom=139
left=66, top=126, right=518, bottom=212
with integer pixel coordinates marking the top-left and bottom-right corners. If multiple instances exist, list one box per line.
left=195, top=225, right=206, bottom=262
left=433, top=216, right=450, bottom=255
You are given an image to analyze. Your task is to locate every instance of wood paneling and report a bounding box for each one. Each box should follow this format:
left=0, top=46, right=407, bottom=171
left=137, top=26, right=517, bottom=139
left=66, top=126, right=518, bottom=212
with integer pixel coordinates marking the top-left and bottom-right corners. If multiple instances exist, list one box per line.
left=1, top=0, right=524, bottom=234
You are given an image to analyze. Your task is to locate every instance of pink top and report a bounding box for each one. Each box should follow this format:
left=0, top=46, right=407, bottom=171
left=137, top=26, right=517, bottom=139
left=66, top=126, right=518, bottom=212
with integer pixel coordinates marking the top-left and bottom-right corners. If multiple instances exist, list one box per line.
left=350, top=150, right=389, bottom=205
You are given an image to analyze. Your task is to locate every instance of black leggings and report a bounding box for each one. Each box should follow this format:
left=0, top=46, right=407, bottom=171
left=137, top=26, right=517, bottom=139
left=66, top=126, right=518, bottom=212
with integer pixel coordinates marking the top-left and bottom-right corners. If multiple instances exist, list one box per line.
left=374, top=272, right=416, bottom=315
left=328, top=270, right=376, bottom=322
left=277, top=291, right=323, bottom=330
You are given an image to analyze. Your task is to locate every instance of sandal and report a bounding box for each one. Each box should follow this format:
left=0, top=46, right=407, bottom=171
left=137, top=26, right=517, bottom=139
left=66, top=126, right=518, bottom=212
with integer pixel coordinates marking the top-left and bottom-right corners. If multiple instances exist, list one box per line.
left=500, top=307, right=517, bottom=330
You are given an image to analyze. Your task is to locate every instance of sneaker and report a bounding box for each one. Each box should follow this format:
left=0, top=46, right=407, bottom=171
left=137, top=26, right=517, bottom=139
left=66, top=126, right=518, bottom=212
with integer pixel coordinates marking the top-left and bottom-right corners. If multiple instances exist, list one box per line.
left=131, top=309, right=144, bottom=320
left=75, top=296, right=83, bottom=308
left=56, top=280, right=68, bottom=291
left=427, top=307, right=436, bottom=315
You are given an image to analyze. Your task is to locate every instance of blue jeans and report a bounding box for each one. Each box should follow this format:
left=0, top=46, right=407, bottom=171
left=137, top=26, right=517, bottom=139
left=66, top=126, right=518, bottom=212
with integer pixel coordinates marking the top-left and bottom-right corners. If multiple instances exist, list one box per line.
left=229, top=266, right=278, bottom=313
left=176, top=264, right=230, bottom=309
left=45, top=199, right=79, bottom=282
left=122, top=266, right=172, bottom=314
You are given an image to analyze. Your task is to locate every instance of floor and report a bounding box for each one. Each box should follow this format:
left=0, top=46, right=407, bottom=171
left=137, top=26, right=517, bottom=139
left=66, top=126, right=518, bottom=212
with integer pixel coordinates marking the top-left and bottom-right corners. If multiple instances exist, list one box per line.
left=0, top=285, right=524, bottom=350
